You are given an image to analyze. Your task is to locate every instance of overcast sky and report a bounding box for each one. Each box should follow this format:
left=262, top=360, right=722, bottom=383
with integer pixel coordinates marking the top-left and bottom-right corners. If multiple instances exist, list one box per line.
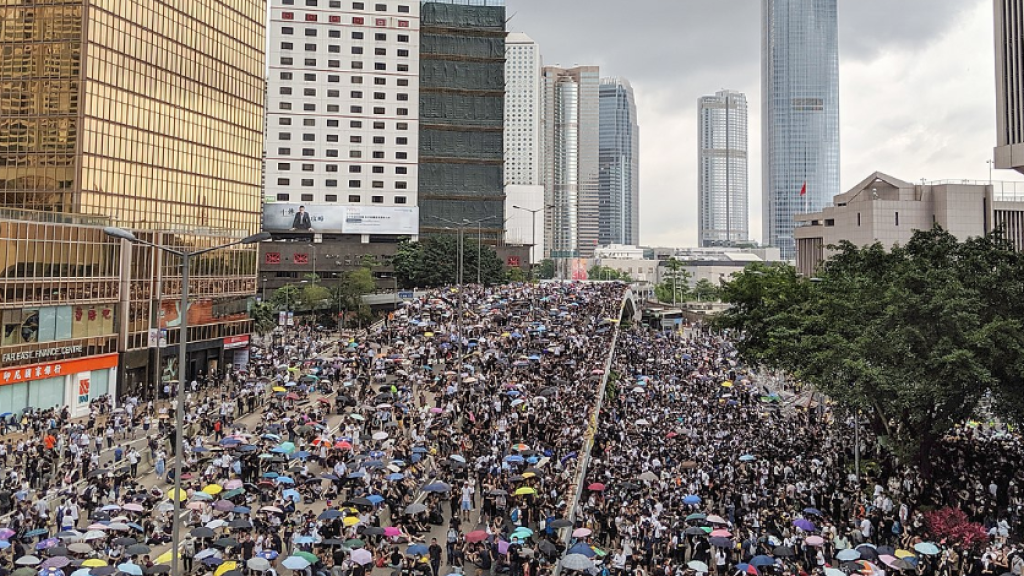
left=506, top=0, right=1023, bottom=247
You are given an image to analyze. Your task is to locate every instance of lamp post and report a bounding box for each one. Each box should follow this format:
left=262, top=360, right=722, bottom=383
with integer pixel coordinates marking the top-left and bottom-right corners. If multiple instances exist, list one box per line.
left=512, top=204, right=554, bottom=264
left=102, top=227, right=269, bottom=576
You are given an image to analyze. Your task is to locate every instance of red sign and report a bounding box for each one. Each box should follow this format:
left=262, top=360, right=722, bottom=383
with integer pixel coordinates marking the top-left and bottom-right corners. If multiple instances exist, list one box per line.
left=507, top=256, right=521, bottom=267
left=265, top=252, right=281, bottom=265
left=293, top=253, right=309, bottom=264
left=352, top=16, right=364, bottom=24
left=282, top=11, right=294, bottom=19
left=329, top=15, right=341, bottom=23
left=1, top=354, right=118, bottom=386
left=398, top=20, right=409, bottom=27
left=305, top=13, right=317, bottom=21
left=375, top=18, right=387, bottom=26
left=223, top=335, right=251, bottom=350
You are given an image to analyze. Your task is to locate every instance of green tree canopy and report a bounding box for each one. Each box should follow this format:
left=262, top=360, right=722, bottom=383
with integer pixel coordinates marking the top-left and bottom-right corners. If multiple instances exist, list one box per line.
left=588, top=265, right=633, bottom=282
left=393, top=236, right=505, bottom=288
left=692, top=278, right=721, bottom=302
left=715, top=227, right=1024, bottom=471
left=537, top=259, right=556, bottom=280
left=655, top=258, right=691, bottom=304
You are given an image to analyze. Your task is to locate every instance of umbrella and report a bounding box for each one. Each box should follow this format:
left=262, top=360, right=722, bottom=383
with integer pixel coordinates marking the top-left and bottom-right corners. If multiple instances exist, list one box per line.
left=571, top=528, right=592, bottom=538
left=805, top=536, right=825, bottom=547
left=191, top=528, right=215, bottom=539
left=773, top=546, right=795, bottom=558
left=465, top=531, right=489, bottom=543
left=914, top=542, right=940, bottom=555
left=685, top=513, right=706, bottom=522
left=116, top=565, right=142, bottom=576
left=246, top=558, right=270, bottom=572
left=125, top=545, right=150, bottom=556
left=214, top=561, right=238, bottom=576
left=735, top=564, right=759, bottom=575
left=404, top=503, right=428, bottom=515
left=567, top=543, right=595, bottom=558
left=836, top=549, right=861, bottom=562
left=792, top=519, right=816, bottom=532
left=350, top=549, right=373, bottom=566
left=407, top=544, right=429, bottom=556
left=514, top=487, right=536, bottom=496
left=587, top=483, right=606, bottom=492
left=80, top=560, right=107, bottom=568
left=683, top=495, right=701, bottom=505
left=280, top=557, right=310, bottom=570
left=67, top=543, right=93, bottom=554
left=749, top=556, right=775, bottom=567
left=824, top=570, right=845, bottom=576
left=39, top=558, right=70, bottom=569
left=706, top=515, right=727, bottom=524
left=559, top=554, right=594, bottom=572
left=257, top=551, right=279, bottom=560
left=17, top=557, right=42, bottom=566
left=687, top=561, right=709, bottom=573
left=422, top=483, right=451, bottom=493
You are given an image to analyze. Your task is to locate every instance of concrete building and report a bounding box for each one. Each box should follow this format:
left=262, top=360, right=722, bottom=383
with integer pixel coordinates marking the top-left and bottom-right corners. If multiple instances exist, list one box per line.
left=503, top=32, right=545, bottom=260
left=542, top=65, right=600, bottom=270
left=995, top=0, right=1024, bottom=173
left=599, top=78, right=640, bottom=246
left=0, top=0, right=266, bottom=410
left=698, top=90, right=749, bottom=247
left=593, top=258, right=660, bottom=284
left=794, top=172, right=1024, bottom=276
left=762, top=0, right=840, bottom=259
left=595, top=244, right=646, bottom=260
left=263, top=0, right=421, bottom=240
left=418, top=0, right=506, bottom=241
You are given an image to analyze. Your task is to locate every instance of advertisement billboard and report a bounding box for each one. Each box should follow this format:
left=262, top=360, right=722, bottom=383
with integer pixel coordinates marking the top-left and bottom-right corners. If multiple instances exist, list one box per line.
left=262, top=203, right=418, bottom=235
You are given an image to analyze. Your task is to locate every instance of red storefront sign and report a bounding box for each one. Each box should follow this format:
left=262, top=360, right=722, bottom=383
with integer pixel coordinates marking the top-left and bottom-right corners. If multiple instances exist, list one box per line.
left=1, top=354, right=118, bottom=386
left=223, top=335, right=251, bottom=350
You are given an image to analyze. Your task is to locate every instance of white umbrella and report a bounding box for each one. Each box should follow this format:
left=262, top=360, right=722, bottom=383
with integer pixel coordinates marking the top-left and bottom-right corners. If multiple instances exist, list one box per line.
left=350, top=549, right=373, bottom=566
left=372, top=431, right=389, bottom=441
left=560, top=554, right=594, bottom=572
left=247, top=558, right=271, bottom=572
left=687, top=560, right=709, bottom=573
left=82, top=531, right=106, bottom=541
left=16, top=556, right=42, bottom=566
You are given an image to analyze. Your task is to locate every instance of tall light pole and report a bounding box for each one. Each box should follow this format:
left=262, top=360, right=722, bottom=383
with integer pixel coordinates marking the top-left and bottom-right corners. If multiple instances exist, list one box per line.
left=512, top=204, right=554, bottom=264
left=103, top=227, right=269, bottom=576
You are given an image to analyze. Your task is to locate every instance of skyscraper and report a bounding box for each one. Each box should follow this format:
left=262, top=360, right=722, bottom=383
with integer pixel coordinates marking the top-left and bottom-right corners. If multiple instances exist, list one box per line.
left=542, top=65, right=600, bottom=269
left=504, top=32, right=545, bottom=259
left=418, top=0, right=506, bottom=241
left=761, top=0, right=840, bottom=259
left=0, top=0, right=265, bottom=410
left=598, top=78, right=640, bottom=246
left=698, top=90, right=749, bottom=247
left=995, top=0, right=1024, bottom=173
left=263, top=0, right=421, bottom=234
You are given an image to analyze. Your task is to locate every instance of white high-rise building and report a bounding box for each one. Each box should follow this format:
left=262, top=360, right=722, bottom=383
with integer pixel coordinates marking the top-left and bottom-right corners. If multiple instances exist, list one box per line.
left=504, top=32, right=544, bottom=260
left=698, top=90, right=748, bottom=247
left=264, top=0, right=421, bottom=239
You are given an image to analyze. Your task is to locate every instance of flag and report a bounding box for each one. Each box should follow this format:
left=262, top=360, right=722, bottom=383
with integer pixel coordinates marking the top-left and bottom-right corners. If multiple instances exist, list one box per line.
left=800, top=181, right=807, bottom=196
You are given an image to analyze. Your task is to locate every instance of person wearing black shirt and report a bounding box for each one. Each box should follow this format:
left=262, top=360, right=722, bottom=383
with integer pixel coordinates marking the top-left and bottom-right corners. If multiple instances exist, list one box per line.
left=428, top=538, right=442, bottom=576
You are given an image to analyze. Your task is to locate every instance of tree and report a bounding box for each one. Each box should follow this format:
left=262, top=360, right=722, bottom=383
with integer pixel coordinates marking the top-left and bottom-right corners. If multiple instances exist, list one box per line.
left=588, top=265, right=633, bottom=282
left=250, top=301, right=277, bottom=334
left=506, top=267, right=527, bottom=283
left=393, top=236, right=506, bottom=288
left=715, top=227, right=1024, bottom=471
left=923, top=508, right=989, bottom=549
left=299, top=282, right=330, bottom=311
left=692, top=278, right=721, bottom=302
left=270, top=284, right=301, bottom=310
left=330, top=263, right=378, bottom=329
left=537, top=259, right=556, bottom=280
left=655, top=258, right=691, bottom=304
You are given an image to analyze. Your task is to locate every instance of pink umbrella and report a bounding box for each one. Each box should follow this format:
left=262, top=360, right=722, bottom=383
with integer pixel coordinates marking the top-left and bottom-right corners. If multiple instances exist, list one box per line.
left=430, top=407, right=443, bottom=414
left=384, top=527, right=402, bottom=537
left=710, top=529, right=732, bottom=538
left=225, top=480, right=244, bottom=490
left=351, top=549, right=373, bottom=566
left=86, top=524, right=108, bottom=531
left=587, top=483, right=606, bottom=492
left=805, top=536, right=824, bottom=547
left=572, top=528, right=592, bottom=538
left=497, top=540, right=510, bottom=555
left=465, top=531, right=489, bottom=543
left=121, top=503, right=144, bottom=513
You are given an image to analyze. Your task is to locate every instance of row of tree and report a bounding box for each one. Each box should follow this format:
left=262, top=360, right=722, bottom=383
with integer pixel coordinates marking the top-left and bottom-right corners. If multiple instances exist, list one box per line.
left=714, top=227, right=1024, bottom=472
left=392, top=236, right=521, bottom=288
left=252, top=259, right=378, bottom=332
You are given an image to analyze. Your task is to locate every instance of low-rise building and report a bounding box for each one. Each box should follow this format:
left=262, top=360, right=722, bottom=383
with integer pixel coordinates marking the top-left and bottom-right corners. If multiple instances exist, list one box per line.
left=794, top=172, right=1024, bottom=276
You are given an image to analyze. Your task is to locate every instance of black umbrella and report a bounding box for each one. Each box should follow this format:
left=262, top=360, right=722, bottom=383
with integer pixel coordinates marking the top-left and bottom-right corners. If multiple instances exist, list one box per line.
left=684, top=527, right=707, bottom=536
left=856, top=545, right=879, bottom=561
left=91, top=568, right=117, bottom=576
left=538, top=540, right=558, bottom=556
left=213, top=537, right=239, bottom=549
left=112, top=538, right=137, bottom=547
left=361, top=527, right=386, bottom=536
left=321, top=539, right=346, bottom=546
left=773, top=546, right=795, bottom=557
left=144, top=566, right=170, bottom=574
left=548, top=519, right=573, bottom=529
left=228, top=519, right=252, bottom=529
left=125, top=544, right=151, bottom=556
left=191, top=528, right=215, bottom=539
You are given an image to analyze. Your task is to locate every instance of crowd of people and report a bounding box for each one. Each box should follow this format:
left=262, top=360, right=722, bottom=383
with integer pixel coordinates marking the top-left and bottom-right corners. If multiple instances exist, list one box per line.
left=2, top=281, right=1023, bottom=576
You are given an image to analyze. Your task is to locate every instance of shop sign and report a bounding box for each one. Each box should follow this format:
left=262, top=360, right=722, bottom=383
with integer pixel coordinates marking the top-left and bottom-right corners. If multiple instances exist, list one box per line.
left=2, top=344, right=84, bottom=364
left=0, top=353, right=118, bottom=387
left=223, top=335, right=250, bottom=350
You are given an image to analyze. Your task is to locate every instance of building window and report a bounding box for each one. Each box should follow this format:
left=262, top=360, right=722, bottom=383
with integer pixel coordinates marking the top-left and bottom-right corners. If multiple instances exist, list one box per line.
left=372, top=136, right=385, bottom=144
left=350, top=105, right=362, bottom=113
left=397, top=49, right=408, bottom=57
left=329, top=29, right=341, bottom=38
left=282, top=26, right=294, bottom=34
left=350, top=150, right=362, bottom=158
left=327, top=104, right=340, bottom=112
left=278, top=147, right=291, bottom=155
left=352, top=46, right=364, bottom=55
left=374, top=63, right=386, bottom=71
left=857, top=213, right=861, bottom=226
left=395, top=195, right=407, bottom=203
left=329, top=60, right=340, bottom=68
left=281, top=57, right=294, bottom=64
left=302, top=148, right=315, bottom=156
left=280, top=87, right=292, bottom=95
left=301, top=180, right=314, bottom=187
left=372, top=181, right=384, bottom=189
left=396, top=122, right=407, bottom=130
left=278, top=163, right=291, bottom=170
left=395, top=181, right=407, bottom=189
left=349, top=195, right=361, bottom=202
left=374, top=48, right=387, bottom=56
left=276, top=193, right=290, bottom=201
left=305, top=13, right=317, bottom=21
left=375, top=18, right=386, bottom=26
left=302, top=163, right=314, bottom=171
left=326, top=194, right=338, bottom=201
left=350, top=166, right=363, bottom=173
left=373, top=121, right=385, bottom=129
left=398, top=5, right=409, bottom=12
left=353, top=1, right=364, bottom=8
left=349, top=180, right=362, bottom=188
left=280, top=72, right=293, bottom=80
left=301, top=194, right=314, bottom=202
left=304, top=58, right=316, bottom=66
left=397, top=64, right=408, bottom=72
left=326, top=149, right=339, bottom=157
left=303, top=103, right=315, bottom=111
left=330, top=0, right=341, bottom=5
left=372, top=195, right=384, bottom=203
left=396, top=108, right=408, bottom=116
left=304, top=73, right=316, bottom=81
left=373, top=92, right=385, bottom=100
left=373, top=107, right=385, bottom=114
left=398, top=19, right=409, bottom=28
left=327, top=134, right=339, bottom=142
left=395, top=166, right=407, bottom=174
left=372, top=166, right=384, bottom=174
left=373, top=151, right=385, bottom=159
left=281, top=42, right=294, bottom=49
left=395, top=152, right=407, bottom=159
left=305, top=28, right=317, bottom=36
left=326, top=181, right=338, bottom=188
left=397, top=34, right=409, bottom=42
left=326, top=165, right=339, bottom=172
left=303, top=134, right=315, bottom=142
left=303, top=88, right=316, bottom=96
left=350, top=120, right=362, bottom=128
left=279, top=132, right=292, bottom=140
left=375, top=3, right=386, bottom=10
left=304, top=43, right=316, bottom=51
left=327, top=119, right=340, bottom=127
left=351, top=61, right=363, bottom=69
left=329, top=45, right=340, bottom=53
left=282, top=11, right=295, bottom=19
left=350, top=136, right=362, bottom=143
left=353, top=16, right=364, bottom=24
left=327, top=89, right=339, bottom=97
left=351, top=91, right=363, bottom=98
left=328, top=75, right=340, bottom=82
left=374, top=77, right=386, bottom=85
left=277, top=178, right=290, bottom=185
left=396, top=93, right=408, bottom=101
left=396, top=137, right=407, bottom=145
left=895, top=212, right=899, bottom=226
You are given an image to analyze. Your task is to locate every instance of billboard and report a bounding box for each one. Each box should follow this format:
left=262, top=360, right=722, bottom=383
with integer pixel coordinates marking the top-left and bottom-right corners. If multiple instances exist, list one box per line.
left=262, top=203, right=418, bottom=235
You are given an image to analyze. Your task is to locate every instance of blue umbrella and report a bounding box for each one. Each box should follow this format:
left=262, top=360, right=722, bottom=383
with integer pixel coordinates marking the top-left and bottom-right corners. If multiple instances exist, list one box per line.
left=126, top=522, right=143, bottom=532
left=836, top=549, right=860, bottom=562
left=25, top=529, right=48, bottom=538
left=387, top=473, right=405, bottom=481
left=504, top=455, right=524, bottom=463
left=407, top=544, right=429, bottom=556
left=422, top=482, right=451, bottom=493
left=233, top=506, right=251, bottom=514
left=192, top=446, right=209, bottom=453
left=275, top=477, right=295, bottom=484
left=202, top=557, right=223, bottom=567
left=291, top=451, right=311, bottom=460
left=282, top=489, right=301, bottom=502
left=220, top=438, right=242, bottom=446
left=347, top=472, right=366, bottom=479
left=683, top=495, right=701, bottom=505
left=411, top=447, right=428, bottom=454
left=117, top=564, right=142, bottom=576
left=366, top=495, right=385, bottom=505
left=363, top=460, right=384, bottom=469
left=567, top=542, right=595, bottom=558
left=750, top=556, right=775, bottom=567
left=0, top=541, right=9, bottom=550
left=262, top=472, right=279, bottom=479
left=913, top=542, right=940, bottom=556
left=258, top=550, right=279, bottom=560
left=803, top=508, right=823, bottom=516
left=739, top=454, right=756, bottom=462
left=294, top=536, right=315, bottom=545
left=319, top=510, right=343, bottom=520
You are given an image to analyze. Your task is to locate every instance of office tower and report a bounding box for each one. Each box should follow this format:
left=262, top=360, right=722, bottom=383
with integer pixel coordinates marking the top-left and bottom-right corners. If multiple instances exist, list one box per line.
left=995, top=0, right=1024, bottom=173
left=542, top=65, right=600, bottom=270
left=762, top=0, right=840, bottom=259
left=418, top=0, right=506, bottom=241
left=0, top=0, right=265, bottom=410
left=504, top=32, right=545, bottom=259
left=698, top=90, right=749, bottom=247
left=598, top=77, right=640, bottom=246
left=262, top=0, right=420, bottom=238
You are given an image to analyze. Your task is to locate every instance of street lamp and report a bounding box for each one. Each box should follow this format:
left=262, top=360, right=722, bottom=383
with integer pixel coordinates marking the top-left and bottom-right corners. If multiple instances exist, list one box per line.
left=102, top=226, right=269, bottom=576
left=512, top=204, right=554, bottom=264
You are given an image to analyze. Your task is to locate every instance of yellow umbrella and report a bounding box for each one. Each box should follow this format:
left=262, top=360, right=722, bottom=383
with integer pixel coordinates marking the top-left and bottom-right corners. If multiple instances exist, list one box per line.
left=721, top=381, right=734, bottom=388
left=342, top=507, right=359, bottom=515
left=272, top=386, right=286, bottom=393
left=501, top=332, right=511, bottom=338
left=155, top=550, right=177, bottom=565
left=895, top=550, right=915, bottom=559
left=514, top=487, right=536, bottom=496
left=166, top=487, right=188, bottom=501
left=202, top=484, right=223, bottom=496
left=82, top=559, right=108, bottom=568
left=522, top=472, right=536, bottom=479
left=424, top=332, right=434, bottom=337
left=215, top=561, right=238, bottom=576
left=343, top=516, right=360, bottom=527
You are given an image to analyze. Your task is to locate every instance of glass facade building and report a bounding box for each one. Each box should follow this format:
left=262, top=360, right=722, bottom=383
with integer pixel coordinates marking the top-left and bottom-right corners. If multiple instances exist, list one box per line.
left=598, top=77, right=639, bottom=247
left=698, top=90, right=748, bottom=247
left=761, top=0, right=839, bottom=259
left=0, top=0, right=265, bottom=409
left=542, top=65, right=599, bottom=267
